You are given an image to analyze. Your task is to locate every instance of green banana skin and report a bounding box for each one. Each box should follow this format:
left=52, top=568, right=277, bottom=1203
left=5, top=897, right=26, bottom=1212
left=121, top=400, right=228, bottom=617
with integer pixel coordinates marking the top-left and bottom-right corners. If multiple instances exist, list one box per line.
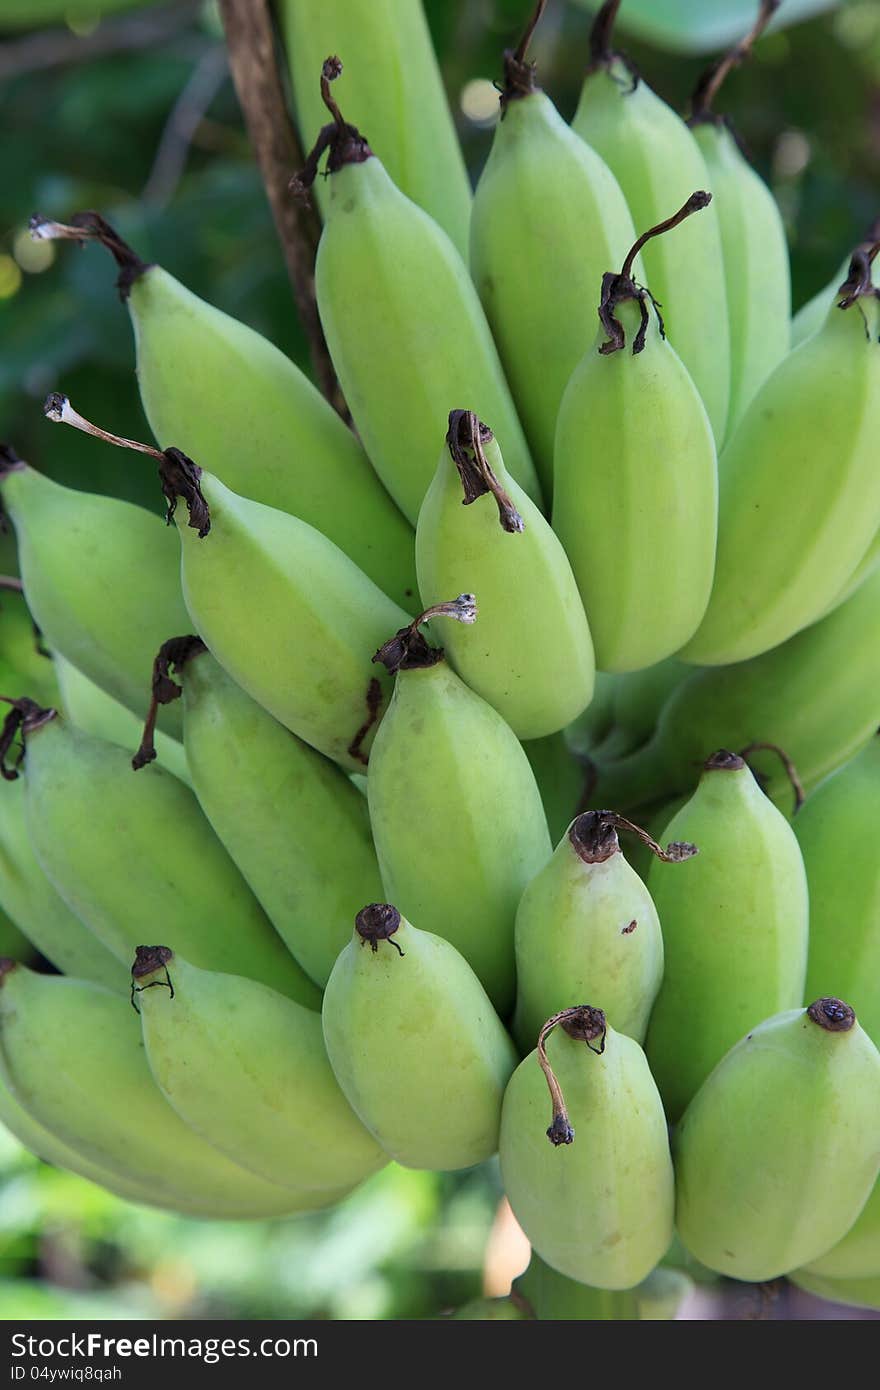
left=0, top=965, right=343, bottom=1218
left=593, top=658, right=692, bottom=763
left=134, top=948, right=386, bottom=1193
left=0, top=588, right=59, bottom=709
left=674, top=1000, right=880, bottom=1282
left=0, top=774, right=126, bottom=991
left=797, top=736, right=880, bottom=1047
left=681, top=294, right=880, bottom=666
left=644, top=752, right=809, bottom=1121
left=0, top=457, right=188, bottom=738
left=279, top=0, right=471, bottom=258
left=367, top=638, right=552, bottom=1017
left=312, top=155, right=541, bottom=525
left=553, top=298, right=718, bottom=673
left=512, top=811, right=669, bottom=1054
left=572, top=63, right=730, bottom=443
left=691, top=124, right=790, bottom=437
left=563, top=670, right=618, bottom=757
left=168, top=467, right=409, bottom=774
left=415, top=418, right=594, bottom=739
left=172, top=645, right=384, bottom=988
left=513, top=1251, right=692, bottom=1319
left=789, top=1268, right=880, bottom=1312
left=0, top=912, right=34, bottom=966
left=499, top=1010, right=674, bottom=1290
left=323, top=907, right=518, bottom=1171
left=522, top=733, right=587, bottom=845
left=819, top=526, right=880, bottom=619
left=799, top=1174, right=880, bottom=1282
left=470, top=82, right=636, bottom=495
left=54, top=651, right=190, bottom=787
left=591, top=563, right=880, bottom=816
left=18, top=711, right=320, bottom=1006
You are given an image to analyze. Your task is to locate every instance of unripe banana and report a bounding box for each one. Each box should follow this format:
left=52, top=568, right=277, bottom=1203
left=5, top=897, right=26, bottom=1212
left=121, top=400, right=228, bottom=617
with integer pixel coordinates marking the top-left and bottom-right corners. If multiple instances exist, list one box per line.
left=563, top=670, right=618, bottom=757
left=644, top=750, right=809, bottom=1120
left=416, top=411, right=594, bottom=739
left=552, top=195, right=718, bottom=672
left=796, top=735, right=880, bottom=1047
left=0, top=771, right=126, bottom=991
left=46, top=396, right=409, bottom=774
left=799, top=1175, right=880, bottom=1282
left=469, top=1, right=636, bottom=494
left=0, top=586, right=59, bottom=710
left=789, top=1268, right=880, bottom=1312
left=512, top=810, right=696, bottom=1055
left=594, top=658, right=691, bottom=763
left=499, top=1007, right=674, bottom=1289
left=522, top=733, right=587, bottom=845
left=0, top=913, right=33, bottom=966
left=294, top=59, right=540, bottom=525
left=572, top=0, right=730, bottom=442
left=30, top=215, right=418, bottom=612
left=513, top=1251, right=692, bottom=1320
left=0, top=445, right=189, bottom=737
left=4, top=701, right=319, bottom=1006
left=791, top=220, right=880, bottom=349
left=133, top=946, right=386, bottom=1193
left=686, top=2, right=790, bottom=435
left=681, top=246, right=880, bottom=665
left=674, top=999, right=880, bottom=1281
left=592, top=562, right=880, bottom=815
left=135, top=637, right=384, bottom=989
left=279, top=0, right=470, bottom=257
left=367, top=599, right=552, bottom=1015
left=0, top=963, right=342, bottom=1218
left=322, top=904, right=518, bottom=1170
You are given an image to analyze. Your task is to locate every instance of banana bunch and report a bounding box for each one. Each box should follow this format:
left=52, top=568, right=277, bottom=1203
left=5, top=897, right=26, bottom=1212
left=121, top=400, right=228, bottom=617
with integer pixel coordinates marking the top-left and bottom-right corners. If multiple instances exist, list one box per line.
left=4, top=0, right=880, bottom=1322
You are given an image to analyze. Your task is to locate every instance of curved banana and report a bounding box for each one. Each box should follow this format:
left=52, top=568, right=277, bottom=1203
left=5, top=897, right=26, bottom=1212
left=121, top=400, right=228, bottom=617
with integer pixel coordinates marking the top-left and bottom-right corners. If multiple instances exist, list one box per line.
left=367, top=599, right=552, bottom=1016
left=0, top=963, right=344, bottom=1218
left=0, top=587, right=59, bottom=709
left=798, top=1175, right=880, bottom=1282
left=415, top=411, right=594, bottom=739
left=644, top=751, right=809, bottom=1121
left=686, top=1, right=790, bottom=435
left=552, top=194, right=718, bottom=672
left=500, top=1007, right=674, bottom=1290
left=563, top=670, right=618, bottom=757
left=681, top=243, right=880, bottom=665
left=512, top=810, right=696, bottom=1055
left=674, top=999, right=880, bottom=1281
left=572, top=0, right=730, bottom=443
left=791, top=221, right=880, bottom=349
left=322, top=904, right=518, bottom=1170
left=593, top=658, right=691, bottom=763
left=29, top=215, right=417, bottom=612
left=469, top=1, right=635, bottom=493
left=133, top=946, right=386, bottom=1193
left=4, top=700, right=319, bottom=1007
left=513, top=1251, right=692, bottom=1320
left=46, top=396, right=409, bottom=774
left=294, top=59, right=540, bottom=525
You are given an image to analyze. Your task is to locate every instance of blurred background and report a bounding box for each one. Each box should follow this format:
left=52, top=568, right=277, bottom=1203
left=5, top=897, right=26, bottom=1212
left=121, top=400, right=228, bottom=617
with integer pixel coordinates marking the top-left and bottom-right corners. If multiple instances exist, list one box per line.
left=0, top=0, right=877, bottom=1319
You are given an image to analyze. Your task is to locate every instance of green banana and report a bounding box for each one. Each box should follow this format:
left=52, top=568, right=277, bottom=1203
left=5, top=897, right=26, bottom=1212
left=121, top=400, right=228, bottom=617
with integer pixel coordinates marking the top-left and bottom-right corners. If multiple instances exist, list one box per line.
left=591, top=562, right=880, bottom=815
left=522, top=733, right=588, bottom=845
left=46, top=395, right=409, bottom=774
left=593, top=658, right=691, bottom=763
left=279, top=0, right=471, bottom=258
left=0, top=444, right=189, bottom=737
left=367, top=598, right=552, bottom=1016
left=686, top=1, right=790, bottom=436
left=30, top=215, right=418, bottom=612
left=563, top=670, right=618, bottom=757
left=681, top=243, right=880, bottom=666
left=0, top=772, right=126, bottom=991
left=0, top=586, right=59, bottom=709
left=0, top=963, right=344, bottom=1218
left=513, top=1253, right=692, bottom=1320
left=499, top=1007, right=674, bottom=1289
left=644, top=750, right=809, bottom=1121
left=552, top=194, right=718, bottom=673
left=674, top=999, right=880, bottom=1281
left=469, top=1, right=636, bottom=494
left=4, top=700, right=319, bottom=1006
left=133, top=946, right=386, bottom=1193
left=134, top=637, right=383, bottom=989
left=789, top=1268, right=880, bottom=1312
left=572, top=0, right=730, bottom=443
left=791, top=221, right=880, bottom=349
left=798, top=1175, right=880, bottom=1282
left=293, top=58, right=540, bottom=526
left=796, top=735, right=880, bottom=1047
left=0, top=912, right=33, bottom=966
left=321, top=904, right=518, bottom=1170
left=54, top=650, right=190, bottom=787
left=415, top=411, right=594, bottom=739
left=512, top=810, right=696, bottom=1055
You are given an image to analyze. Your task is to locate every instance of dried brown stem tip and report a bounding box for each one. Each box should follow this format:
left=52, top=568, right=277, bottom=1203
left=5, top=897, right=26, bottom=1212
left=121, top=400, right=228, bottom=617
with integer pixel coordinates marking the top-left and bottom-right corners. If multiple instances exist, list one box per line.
left=836, top=240, right=880, bottom=320
left=130, top=944, right=175, bottom=1013
left=587, top=0, right=637, bottom=86
left=372, top=595, right=477, bottom=675
left=598, top=192, right=712, bottom=355
left=570, top=808, right=697, bottom=865
left=132, top=635, right=206, bottom=772
left=0, top=696, right=56, bottom=781
left=355, top=903, right=405, bottom=956
left=500, top=0, right=547, bottom=110
left=446, top=410, right=524, bottom=533
left=806, top=997, right=855, bottom=1033
left=290, top=56, right=372, bottom=202
left=689, top=1, right=782, bottom=127
left=738, top=740, right=805, bottom=815
left=537, top=1006, right=607, bottom=1147
left=29, top=211, right=149, bottom=299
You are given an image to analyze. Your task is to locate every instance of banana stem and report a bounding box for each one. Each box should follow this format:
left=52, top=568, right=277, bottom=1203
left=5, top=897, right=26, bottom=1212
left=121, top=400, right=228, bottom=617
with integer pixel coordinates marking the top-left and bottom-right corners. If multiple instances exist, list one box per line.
left=500, top=0, right=548, bottom=109
left=689, top=0, right=781, bottom=124
left=738, top=740, right=805, bottom=814
left=29, top=212, right=149, bottom=299
left=42, top=393, right=164, bottom=462
left=537, top=1007, right=607, bottom=1147
left=588, top=0, right=623, bottom=69
left=568, top=808, right=696, bottom=864
left=133, top=636, right=206, bottom=773
left=372, top=595, right=478, bottom=675
left=446, top=411, right=524, bottom=533
left=291, top=57, right=372, bottom=197
left=0, top=577, right=23, bottom=593
left=620, top=193, right=712, bottom=283
left=0, top=698, right=55, bottom=782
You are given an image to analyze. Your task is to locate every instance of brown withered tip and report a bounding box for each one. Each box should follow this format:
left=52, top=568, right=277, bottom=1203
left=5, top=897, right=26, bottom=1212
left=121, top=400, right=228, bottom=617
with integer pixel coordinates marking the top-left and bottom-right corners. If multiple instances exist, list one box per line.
left=355, top=903, right=404, bottom=956
left=807, top=998, right=856, bottom=1033
left=159, top=447, right=210, bottom=538
left=705, top=749, right=746, bottom=771
left=546, top=1115, right=575, bottom=1147
left=0, top=958, right=18, bottom=984
left=559, top=1005, right=607, bottom=1049
left=569, top=810, right=620, bottom=864
left=132, top=944, right=174, bottom=980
